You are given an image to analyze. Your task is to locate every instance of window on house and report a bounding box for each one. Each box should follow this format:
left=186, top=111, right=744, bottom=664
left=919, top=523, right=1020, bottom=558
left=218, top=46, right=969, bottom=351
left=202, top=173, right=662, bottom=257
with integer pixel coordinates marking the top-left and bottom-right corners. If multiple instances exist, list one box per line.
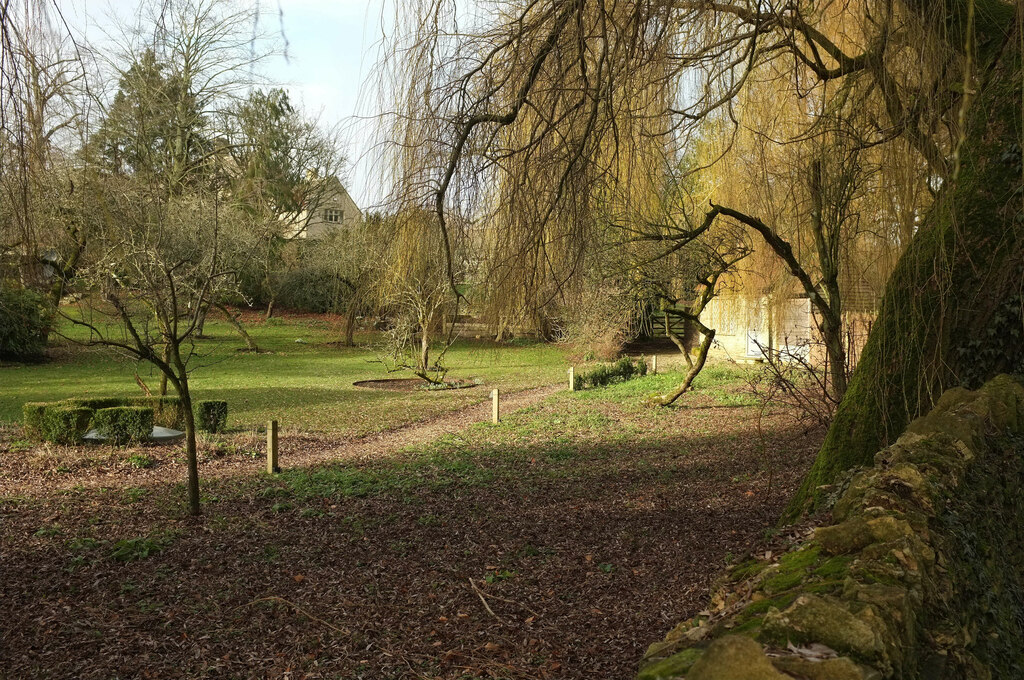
left=323, top=208, right=344, bottom=223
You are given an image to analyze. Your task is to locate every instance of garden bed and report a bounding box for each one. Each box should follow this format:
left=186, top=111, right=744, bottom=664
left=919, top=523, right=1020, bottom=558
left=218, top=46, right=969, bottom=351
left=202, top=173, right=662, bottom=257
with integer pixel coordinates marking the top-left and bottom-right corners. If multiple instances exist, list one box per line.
left=353, top=378, right=480, bottom=391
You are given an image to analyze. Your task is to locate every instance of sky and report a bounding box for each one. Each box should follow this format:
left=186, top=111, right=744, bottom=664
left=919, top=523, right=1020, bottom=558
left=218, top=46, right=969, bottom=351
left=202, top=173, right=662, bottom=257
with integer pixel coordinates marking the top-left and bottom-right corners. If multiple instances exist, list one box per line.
left=58, top=0, right=391, bottom=208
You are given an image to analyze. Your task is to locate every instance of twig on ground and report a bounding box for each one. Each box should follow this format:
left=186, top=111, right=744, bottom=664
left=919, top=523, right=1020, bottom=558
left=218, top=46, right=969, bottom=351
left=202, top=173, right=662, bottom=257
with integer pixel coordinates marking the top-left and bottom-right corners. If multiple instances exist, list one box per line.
left=468, top=578, right=502, bottom=622
left=472, top=587, right=540, bottom=618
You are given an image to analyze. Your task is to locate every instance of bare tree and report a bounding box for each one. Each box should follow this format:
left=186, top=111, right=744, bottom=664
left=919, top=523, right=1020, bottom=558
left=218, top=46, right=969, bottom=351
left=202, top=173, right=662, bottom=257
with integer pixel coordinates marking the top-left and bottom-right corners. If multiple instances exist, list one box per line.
left=62, top=178, right=236, bottom=515
left=369, top=209, right=461, bottom=384
left=0, top=2, right=87, bottom=311
left=649, top=232, right=751, bottom=405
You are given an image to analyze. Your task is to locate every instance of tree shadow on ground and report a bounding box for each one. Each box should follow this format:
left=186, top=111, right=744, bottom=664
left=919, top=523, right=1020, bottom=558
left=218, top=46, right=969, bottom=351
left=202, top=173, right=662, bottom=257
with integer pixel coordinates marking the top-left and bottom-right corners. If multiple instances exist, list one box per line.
left=2, top=413, right=823, bottom=679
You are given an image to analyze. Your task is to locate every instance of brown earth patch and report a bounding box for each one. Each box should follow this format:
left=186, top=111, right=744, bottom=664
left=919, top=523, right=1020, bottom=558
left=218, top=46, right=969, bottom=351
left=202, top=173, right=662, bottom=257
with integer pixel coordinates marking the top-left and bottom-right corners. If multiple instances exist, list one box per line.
left=1, top=385, right=823, bottom=679
left=353, top=378, right=481, bottom=392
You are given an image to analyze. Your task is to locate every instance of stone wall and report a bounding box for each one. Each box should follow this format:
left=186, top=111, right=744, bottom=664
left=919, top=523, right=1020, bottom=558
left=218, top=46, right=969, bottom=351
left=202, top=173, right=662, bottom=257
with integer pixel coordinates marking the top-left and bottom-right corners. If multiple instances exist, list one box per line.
left=637, top=375, right=1024, bottom=679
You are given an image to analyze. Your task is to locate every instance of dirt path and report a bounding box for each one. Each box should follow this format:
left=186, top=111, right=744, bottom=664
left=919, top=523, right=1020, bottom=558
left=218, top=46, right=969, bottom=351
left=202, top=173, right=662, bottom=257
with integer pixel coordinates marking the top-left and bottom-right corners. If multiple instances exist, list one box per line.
left=0, top=384, right=562, bottom=496
left=273, top=383, right=561, bottom=469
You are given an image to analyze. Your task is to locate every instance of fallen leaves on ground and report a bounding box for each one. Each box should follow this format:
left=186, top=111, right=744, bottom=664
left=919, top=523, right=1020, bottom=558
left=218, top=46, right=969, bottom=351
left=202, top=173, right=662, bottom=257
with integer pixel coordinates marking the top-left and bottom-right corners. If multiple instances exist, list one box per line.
left=1, top=384, right=823, bottom=679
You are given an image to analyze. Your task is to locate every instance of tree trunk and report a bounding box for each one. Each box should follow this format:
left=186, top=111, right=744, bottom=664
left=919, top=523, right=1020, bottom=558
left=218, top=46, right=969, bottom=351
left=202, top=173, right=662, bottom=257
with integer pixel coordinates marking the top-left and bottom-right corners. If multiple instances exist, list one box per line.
left=196, top=303, right=209, bottom=338
left=657, top=325, right=715, bottom=405
left=41, top=225, right=87, bottom=342
left=177, top=377, right=201, bottom=517
left=265, top=298, right=275, bottom=320
left=343, top=300, right=358, bottom=346
left=167, top=341, right=201, bottom=517
left=420, top=327, right=431, bottom=377
left=819, top=316, right=847, bottom=400
left=665, top=309, right=694, bottom=368
left=159, top=343, right=170, bottom=396
left=787, top=30, right=1024, bottom=516
left=215, top=302, right=259, bottom=352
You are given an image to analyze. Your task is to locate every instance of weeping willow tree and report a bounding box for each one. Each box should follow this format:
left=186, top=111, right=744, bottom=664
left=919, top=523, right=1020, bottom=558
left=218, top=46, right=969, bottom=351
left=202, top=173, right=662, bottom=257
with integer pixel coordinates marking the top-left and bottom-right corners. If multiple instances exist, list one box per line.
left=380, top=0, right=681, bottom=337
left=381, top=0, right=1024, bottom=514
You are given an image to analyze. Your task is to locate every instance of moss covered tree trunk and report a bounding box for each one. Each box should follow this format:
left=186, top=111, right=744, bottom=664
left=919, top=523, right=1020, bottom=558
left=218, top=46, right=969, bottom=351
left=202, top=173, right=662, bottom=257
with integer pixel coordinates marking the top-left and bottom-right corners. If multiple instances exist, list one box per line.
left=788, top=6, right=1023, bottom=515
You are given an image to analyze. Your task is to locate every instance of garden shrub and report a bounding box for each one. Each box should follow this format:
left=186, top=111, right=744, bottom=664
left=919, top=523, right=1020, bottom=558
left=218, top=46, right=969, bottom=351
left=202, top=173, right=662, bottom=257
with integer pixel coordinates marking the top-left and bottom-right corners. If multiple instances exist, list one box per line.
left=93, top=407, right=154, bottom=445
left=587, top=364, right=611, bottom=387
left=127, top=396, right=183, bottom=429
left=196, top=400, right=228, bottom=433
left=22, top=402, right=49, bottom=439
left=57, top=396, right=183, bottom=429
left=0, top=286, right=50, bottom=361
left=22, top=396, right=189, bottom=444
left=579, top=357, right=649, bottom=389
left=274, top=266, right=349, bottom=314
left=613, top=356, right=635, bottom=380
left=41, top=406, right=95, bottom=445
left=64, top=397, right=125, bottom=411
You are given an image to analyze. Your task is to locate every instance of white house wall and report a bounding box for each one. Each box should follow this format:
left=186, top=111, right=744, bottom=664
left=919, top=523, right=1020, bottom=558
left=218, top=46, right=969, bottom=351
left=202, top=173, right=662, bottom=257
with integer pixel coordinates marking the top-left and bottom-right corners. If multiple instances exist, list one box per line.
left=703, top=296, right=815, bottom=363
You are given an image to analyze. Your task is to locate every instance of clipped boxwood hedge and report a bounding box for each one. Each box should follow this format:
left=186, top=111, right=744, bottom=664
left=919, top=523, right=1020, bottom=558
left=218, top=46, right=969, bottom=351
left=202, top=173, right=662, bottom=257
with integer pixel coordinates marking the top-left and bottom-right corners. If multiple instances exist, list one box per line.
left=22, top=402, right=49, bottom=439
left=196, top=400, right=228, bottom=433
left=42, top=406, right=95, bottom=445
left=22, top=395, right=211, bottom=444
left=63, top=397, right=125, bottom=411
left=61, top=396, right=183, bottom=429
left=128, top=396, right=183, bottom=429
left=92, top=407, right=154, bottom=445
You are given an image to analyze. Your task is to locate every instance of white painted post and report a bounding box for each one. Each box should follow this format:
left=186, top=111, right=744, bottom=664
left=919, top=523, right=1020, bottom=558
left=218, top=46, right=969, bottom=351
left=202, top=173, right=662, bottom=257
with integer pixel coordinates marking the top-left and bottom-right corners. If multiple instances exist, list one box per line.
left=267, top=420, right=280, bottom=474
left=568, top=366, right=575, bottom=391
left=651, top=355, right=658, bottom=375
left=491, top=389, right=500, bottom=424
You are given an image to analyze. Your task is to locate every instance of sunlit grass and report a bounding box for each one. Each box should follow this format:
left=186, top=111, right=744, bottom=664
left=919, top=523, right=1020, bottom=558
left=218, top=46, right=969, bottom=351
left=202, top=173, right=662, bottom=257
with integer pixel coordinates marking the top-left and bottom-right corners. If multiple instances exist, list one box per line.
left=571, top=360, right=755, bottom=407
left=251, top=363, right=758, bottom=502
left=0, top=315, right=568, bottom=434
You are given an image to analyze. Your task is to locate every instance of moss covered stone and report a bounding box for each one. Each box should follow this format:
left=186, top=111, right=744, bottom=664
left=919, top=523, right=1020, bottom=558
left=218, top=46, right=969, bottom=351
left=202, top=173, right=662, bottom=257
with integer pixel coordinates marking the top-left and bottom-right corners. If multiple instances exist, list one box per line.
left=687, top=636, right=787, bottom=680
left=762, top=594, right=881, bottom=659
left=639, top=376, right=1024, bottom=680
left=815, top=516, right=913, bottom=556
left=637, top=648, right=703, bottom=680
left=762, top=546, right=821, bottom=594
left=729, top=557, right=769, bottom=581
left=770, top=656, right=872, bottom=680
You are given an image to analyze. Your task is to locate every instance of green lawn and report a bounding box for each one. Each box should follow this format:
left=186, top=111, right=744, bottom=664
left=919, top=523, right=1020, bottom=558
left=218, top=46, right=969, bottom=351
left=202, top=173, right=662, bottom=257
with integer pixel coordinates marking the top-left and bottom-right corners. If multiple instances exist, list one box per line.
left=0, top=315, right=569, bottom=435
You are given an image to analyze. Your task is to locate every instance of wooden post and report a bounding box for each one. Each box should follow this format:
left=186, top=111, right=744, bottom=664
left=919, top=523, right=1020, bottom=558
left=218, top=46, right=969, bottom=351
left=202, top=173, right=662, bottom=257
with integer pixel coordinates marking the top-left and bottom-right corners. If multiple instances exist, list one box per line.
left=568, top=366, right=575, bottom=391
left=491, top=389, right=500, bottom=424
left=267, top=420, right=280, bottom=474
left=652, top=355, right=658, bottom=375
